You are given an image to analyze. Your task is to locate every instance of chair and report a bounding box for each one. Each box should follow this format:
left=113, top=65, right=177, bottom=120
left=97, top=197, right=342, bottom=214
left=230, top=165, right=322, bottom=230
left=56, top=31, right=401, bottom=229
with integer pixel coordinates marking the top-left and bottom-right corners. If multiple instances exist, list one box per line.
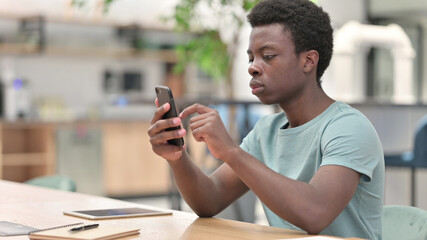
left=384, top=114, right=427, bottom=206
left=382, top=205, right=427, bottom=240
left=385, top=114, right=427, bottom=167
left=25, top=175, right=77, bottom=192
left=412, top=114, right=427, bottom=168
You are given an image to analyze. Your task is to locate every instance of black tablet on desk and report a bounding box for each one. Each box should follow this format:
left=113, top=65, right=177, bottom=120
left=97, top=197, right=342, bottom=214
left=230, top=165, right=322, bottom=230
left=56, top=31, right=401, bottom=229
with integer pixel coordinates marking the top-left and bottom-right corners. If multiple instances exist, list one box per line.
left=63, top=207, right=172, bottom=220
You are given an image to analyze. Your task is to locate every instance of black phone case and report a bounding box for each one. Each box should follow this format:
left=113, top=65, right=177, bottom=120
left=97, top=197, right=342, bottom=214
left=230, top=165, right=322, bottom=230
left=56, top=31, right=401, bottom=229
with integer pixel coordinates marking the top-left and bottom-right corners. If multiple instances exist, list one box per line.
left=155, top=86, right=184, bottom=147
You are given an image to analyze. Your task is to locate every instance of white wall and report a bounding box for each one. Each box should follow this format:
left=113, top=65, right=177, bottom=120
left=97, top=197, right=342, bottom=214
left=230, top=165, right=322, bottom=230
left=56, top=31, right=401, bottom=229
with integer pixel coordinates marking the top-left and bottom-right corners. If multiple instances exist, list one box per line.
left=0, top=0, right=181, bottom=120
left=2, top=55, right=164, bottom=119
left=0, top=0, right=179, bottom=29
left=319, top=0, right=367, bottom=27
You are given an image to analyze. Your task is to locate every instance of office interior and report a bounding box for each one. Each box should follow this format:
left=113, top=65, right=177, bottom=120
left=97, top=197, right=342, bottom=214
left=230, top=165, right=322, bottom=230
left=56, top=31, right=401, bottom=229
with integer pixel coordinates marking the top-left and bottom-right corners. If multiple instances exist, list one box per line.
left=0, top=0, right=426, bottom=225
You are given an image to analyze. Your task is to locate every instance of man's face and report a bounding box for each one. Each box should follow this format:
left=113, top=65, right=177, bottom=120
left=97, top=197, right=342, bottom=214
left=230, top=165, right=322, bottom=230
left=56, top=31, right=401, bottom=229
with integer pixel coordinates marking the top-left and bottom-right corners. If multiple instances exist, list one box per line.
left=247, top=24, right=307, bottom=105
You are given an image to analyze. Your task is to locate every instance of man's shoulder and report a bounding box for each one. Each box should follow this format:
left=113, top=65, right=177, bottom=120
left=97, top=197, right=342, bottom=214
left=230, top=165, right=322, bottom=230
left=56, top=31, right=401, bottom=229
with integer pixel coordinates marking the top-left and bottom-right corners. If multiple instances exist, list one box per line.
left=329, top=101, right=359, bottom=115
left=328, top=102, right=373, bottom=126
left=322, top=102, right=382, bottom=148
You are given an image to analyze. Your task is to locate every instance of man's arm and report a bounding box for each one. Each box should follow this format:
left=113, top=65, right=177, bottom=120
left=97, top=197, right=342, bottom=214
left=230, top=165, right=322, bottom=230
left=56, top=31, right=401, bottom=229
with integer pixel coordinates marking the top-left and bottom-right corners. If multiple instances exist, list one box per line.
left=224, top=149, right=360, bottom=234
left=168, top=152, right=249, bottom=216
left=179, top=103, right=360, bottom=234
left=148, top=102, right=249, bottom=216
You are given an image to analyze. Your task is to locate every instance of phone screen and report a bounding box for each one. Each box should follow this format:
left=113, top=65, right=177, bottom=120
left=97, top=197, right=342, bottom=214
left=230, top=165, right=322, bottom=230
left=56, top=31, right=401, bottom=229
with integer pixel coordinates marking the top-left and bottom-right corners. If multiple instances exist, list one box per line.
left=155, top=86, right=184, bottom=147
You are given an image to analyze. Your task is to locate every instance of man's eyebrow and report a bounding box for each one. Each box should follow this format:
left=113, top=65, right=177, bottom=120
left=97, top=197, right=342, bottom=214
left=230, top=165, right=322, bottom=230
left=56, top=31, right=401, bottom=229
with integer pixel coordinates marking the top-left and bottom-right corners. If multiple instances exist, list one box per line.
left=247, top=45, right=275, bottom=54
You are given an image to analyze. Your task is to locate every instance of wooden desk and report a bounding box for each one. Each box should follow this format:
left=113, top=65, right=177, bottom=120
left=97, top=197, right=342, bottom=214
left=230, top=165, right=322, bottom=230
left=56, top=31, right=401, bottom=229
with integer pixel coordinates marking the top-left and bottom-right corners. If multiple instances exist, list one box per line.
left=0, top=180, right=361, bottom=240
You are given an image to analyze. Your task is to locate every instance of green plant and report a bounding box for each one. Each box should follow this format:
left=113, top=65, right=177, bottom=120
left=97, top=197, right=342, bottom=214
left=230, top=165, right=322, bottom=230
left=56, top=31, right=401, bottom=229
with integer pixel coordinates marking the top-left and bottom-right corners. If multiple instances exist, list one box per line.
left=174, top=30, right=229, bottom=82
left=169, top=0, right=261, bottom=98
left=72, top=0, right=116, bottom=13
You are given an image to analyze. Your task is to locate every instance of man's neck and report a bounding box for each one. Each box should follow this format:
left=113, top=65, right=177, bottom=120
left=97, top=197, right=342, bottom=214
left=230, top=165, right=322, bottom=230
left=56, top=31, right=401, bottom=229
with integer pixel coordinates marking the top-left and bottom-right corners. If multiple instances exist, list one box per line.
left=280, top=89, right=335, bottom=129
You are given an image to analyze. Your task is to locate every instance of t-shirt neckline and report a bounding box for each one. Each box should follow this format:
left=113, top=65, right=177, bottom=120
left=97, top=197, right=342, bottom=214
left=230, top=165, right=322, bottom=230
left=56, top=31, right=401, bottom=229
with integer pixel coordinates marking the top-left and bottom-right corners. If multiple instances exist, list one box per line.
left=280, top=101, right=341, bottom=134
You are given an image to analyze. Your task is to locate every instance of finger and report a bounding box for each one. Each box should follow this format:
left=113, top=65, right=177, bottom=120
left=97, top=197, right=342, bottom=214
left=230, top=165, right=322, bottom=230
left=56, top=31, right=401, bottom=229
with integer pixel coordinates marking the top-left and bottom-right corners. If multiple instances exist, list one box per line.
left=190, top=120, right=216, bottom=143
left=150, top=102, right=170, bottom=125
left=149, top=126, right=186, bottom=145
left=179, top=103, right=213, bottom=119
left=189, top=117, right=212, bottom=132
left=155, top=98, right=159, bottom=107
left=148, top=116, right=182, bottom=137
left=192, top=127, right=207, bottom=142
left=189, top=110, right=219, bottom=124
left=153, top=141, right=184, bottom=151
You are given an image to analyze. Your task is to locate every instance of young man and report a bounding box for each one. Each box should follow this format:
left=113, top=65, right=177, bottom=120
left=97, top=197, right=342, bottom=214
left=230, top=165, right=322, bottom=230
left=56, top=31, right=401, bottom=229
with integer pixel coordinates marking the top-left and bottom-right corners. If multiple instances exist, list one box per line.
left=148, top=0, right=384, bottom=239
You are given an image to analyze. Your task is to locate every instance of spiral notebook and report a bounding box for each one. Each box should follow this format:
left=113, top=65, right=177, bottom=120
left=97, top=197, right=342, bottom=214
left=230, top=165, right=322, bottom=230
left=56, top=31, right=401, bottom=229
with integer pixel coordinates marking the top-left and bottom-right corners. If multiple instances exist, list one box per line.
left=29, top=224, right=140, bottom=240
left=0, top=221, right=83, bottom=236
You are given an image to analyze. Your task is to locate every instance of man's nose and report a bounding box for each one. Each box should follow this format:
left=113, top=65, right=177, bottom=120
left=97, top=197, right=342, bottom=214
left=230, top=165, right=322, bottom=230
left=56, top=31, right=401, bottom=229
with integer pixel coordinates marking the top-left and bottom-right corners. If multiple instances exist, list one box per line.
left=248, top=64, right=261, bottom=76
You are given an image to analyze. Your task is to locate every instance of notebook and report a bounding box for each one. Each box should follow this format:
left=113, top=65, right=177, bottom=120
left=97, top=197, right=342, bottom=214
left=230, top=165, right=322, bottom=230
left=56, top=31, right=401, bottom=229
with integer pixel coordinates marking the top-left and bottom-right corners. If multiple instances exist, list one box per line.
left=0, top=221, right=39, bottom=236
left=0, top=221, right=82, bottom=236
left=29, top=225, right=140, bottom=240
left=278, top=237, right=345, bottom=240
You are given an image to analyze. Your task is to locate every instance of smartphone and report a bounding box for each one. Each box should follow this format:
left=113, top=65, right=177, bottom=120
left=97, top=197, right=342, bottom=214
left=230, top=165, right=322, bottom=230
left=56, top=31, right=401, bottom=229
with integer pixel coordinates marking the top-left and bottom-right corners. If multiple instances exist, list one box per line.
left=155, top=86, right=184, bottom=147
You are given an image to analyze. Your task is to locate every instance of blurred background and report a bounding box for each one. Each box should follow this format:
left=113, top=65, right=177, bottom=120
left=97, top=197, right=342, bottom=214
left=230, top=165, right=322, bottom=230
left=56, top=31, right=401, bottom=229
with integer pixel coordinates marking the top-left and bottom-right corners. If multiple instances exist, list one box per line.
left=0, top=0, right=426, bottom=225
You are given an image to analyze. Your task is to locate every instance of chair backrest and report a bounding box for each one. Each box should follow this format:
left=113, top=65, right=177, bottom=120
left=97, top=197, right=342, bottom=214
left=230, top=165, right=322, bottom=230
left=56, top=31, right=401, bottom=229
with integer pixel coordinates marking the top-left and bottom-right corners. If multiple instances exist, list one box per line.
left=413, top=115, right=427, bottom=167
left=382, top=205, right=427, bottom=240
left=25, top=175, right=77, bottom=192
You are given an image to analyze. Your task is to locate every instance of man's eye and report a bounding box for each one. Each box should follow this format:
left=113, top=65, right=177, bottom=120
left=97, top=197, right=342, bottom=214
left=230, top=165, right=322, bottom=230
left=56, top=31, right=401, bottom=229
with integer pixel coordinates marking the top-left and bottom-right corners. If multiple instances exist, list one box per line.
left=248, top=58, right=254, bottom=64
left=263, top=55, right=276, bottom=61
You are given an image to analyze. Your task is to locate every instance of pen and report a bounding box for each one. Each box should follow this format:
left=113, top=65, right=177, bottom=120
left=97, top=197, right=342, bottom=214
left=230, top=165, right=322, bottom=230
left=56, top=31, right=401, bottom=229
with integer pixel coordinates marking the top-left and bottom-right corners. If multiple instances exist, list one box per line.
left=69, top=224, right=99, bottom=232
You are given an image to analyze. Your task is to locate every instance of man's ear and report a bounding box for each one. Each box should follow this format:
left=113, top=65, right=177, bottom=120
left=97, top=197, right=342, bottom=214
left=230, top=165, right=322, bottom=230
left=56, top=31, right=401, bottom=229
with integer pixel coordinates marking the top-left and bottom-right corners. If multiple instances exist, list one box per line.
left=303, top=50, right=319, bottom=73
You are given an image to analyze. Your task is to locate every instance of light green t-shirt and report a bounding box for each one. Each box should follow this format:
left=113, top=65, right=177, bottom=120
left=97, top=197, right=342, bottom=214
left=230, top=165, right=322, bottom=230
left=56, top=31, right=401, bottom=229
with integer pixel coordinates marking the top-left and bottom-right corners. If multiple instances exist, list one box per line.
left=240, top=102, right=384, bottom=240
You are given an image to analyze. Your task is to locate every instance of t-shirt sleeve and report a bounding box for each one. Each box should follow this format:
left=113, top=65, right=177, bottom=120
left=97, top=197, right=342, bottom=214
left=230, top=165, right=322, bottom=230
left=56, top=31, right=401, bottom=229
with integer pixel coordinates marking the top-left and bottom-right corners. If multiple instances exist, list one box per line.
left=320, top=112, right=383, bottom=182
left=240, top=129, right=252, bottom=153
left=239, top=115, right=271, bottom=164
left=240, top=119, right=260, bottom=157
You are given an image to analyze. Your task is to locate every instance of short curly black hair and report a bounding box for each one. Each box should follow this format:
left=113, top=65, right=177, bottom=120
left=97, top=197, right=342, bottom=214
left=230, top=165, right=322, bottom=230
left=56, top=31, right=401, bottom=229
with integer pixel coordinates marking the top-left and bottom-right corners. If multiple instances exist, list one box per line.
left=247, top=0, right=333, bottom=86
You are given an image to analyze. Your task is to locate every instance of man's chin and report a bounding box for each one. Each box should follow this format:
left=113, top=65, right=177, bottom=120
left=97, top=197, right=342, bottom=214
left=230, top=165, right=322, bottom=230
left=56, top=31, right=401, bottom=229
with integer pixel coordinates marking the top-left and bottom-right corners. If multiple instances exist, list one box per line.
left=257, top=97, right=275, bottom=105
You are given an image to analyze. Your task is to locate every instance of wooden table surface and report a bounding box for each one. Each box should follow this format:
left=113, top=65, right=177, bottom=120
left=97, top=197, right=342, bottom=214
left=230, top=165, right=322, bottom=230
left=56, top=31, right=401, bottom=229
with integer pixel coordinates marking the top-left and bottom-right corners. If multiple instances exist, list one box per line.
left=0, top=180, right=362, bottom=240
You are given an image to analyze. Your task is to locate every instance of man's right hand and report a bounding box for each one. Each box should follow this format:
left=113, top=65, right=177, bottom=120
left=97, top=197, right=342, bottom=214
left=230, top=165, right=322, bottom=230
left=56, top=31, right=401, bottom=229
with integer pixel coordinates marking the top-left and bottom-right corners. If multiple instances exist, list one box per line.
left=147, top=99, right=186, bottom=161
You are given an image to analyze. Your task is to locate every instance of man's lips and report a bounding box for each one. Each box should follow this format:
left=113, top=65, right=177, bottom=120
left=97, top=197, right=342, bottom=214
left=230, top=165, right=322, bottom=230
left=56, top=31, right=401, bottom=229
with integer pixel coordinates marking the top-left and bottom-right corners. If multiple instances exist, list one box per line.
left=249, top=80, right=264, bottom=95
